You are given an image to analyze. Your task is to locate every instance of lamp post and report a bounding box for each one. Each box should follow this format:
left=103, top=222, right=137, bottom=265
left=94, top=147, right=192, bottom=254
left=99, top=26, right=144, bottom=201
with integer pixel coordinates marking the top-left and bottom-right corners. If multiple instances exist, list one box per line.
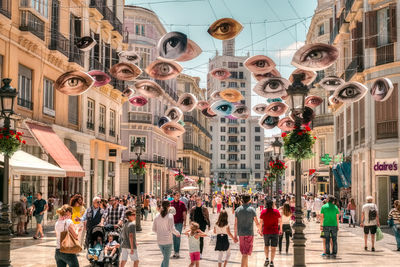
left=286, top=73, right=309, bottom=267
left=133, top=138, right=145, bottom=232
left=198, top=165, right=203, bottom=195
left=271, top=137, right=283, bottom=207
left=177, top=158, right=183, bottom=192
left=0, top=78, right=18, bottom=267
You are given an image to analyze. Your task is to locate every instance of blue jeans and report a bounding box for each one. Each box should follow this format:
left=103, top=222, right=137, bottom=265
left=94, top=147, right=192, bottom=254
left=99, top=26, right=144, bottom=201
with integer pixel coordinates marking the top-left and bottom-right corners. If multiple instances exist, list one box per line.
left=55, top=249, right=79, bottom=267
left=173, top=223, right=183, bottom=253
left=323, top=226, right=338, bottom=255
left=159, top=244, right=172, bottom=267
left=392, top=225, right=400, bottom=249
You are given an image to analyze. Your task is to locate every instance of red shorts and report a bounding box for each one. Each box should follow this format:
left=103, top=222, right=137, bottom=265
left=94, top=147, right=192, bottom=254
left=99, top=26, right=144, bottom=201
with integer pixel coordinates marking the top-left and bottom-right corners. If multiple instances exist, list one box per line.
left=239, top=236, right=254, bottom=255
left=190, top=251, right=200, bottom=262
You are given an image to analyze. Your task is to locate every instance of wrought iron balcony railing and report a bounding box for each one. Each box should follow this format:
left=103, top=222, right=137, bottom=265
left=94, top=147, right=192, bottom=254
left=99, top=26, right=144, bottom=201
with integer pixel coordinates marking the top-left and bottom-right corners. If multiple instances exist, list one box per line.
left=18, top=97, right=33, bottom=110
left=0, top=0, right=11, bottom=18
left=19, top=11, right=45, bottom=40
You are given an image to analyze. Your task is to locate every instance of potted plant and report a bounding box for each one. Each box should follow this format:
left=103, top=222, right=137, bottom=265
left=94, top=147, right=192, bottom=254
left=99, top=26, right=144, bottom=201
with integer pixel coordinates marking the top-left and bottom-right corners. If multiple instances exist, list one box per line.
left=282, top=126, right=316, bottom=161
left=129, top=160, right=147, bottom=175
left=209, top=180, right=215, bottom=186
left=269, top=159, right=287, bottom=177
left=174, top=173, right=185, bottom=182
left=197, top=178, right=203, bottom=185
left=0, top=129, right=25, bottom=157
left=217, top=182, right=223, bottom=188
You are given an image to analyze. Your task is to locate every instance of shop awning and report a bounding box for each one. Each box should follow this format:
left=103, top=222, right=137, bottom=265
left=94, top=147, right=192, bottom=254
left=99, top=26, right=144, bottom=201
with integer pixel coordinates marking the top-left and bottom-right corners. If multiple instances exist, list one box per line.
left=26, top=122, right=85, bottom=177
left=0, top=150, right=66, bottom=177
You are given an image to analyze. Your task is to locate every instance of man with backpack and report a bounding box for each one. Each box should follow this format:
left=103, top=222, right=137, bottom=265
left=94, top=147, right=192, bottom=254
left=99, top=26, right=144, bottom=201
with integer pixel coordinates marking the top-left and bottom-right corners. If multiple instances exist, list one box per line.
left=361, top=196, right=380, bottom=251
left=14, top=196, right=27, bottom=236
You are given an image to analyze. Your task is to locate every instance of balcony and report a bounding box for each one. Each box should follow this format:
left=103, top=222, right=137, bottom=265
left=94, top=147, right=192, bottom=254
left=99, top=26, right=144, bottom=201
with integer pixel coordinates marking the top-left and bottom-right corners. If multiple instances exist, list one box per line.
left=376, top=43, right=394, bottom=66
left=109, top=129, right=115, bottom=137
left=227, top=139, right=239, bottom=143
left=87, top=121, right=94, bottom=130
left=112, top=18, right=123, bottom=35
left=89, top=0, right=103, bottom=14
left=128, top=112, right=152, bottom=124
left=345, top=56, right=364, bottom=81
left=19, top=11, right=45, bottom=40
left=228, top=158, right=239, bottom=162
left=183, top=142, right=212, bottom=159
left=0, top=0, right=11, bottom=18
left=18, top=97, right=33, bottom=110
left=329, top=11, right=345, bottom=44
left=49, top=32, right=69, bottom=58
left=99, top=126, right=105, bottom=134
left=69, top=45, right=84, bottom=66
left=103, top=6, right=113, bottom=24
left=183, top=115, right=212, bottom=138
left=377, top=120, right=398, bottom=140
left=312, top=114, right=334, bottom=128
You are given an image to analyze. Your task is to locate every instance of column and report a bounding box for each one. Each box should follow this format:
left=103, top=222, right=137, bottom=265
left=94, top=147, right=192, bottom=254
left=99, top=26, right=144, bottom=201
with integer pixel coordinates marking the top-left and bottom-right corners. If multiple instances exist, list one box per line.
left=114, top=149, right=121, bottom=196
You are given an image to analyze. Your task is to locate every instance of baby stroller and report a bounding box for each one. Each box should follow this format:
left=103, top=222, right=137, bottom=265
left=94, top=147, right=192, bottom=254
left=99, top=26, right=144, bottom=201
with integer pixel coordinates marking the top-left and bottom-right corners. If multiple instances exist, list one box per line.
left=87, top=226, right=120, bottom=267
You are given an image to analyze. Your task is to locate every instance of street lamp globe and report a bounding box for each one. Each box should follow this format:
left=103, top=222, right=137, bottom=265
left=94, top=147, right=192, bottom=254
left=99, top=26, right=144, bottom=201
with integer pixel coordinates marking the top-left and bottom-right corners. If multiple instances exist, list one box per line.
left=133, top=138, right=145, bottom=155
left=177, top=158, right=183, bottom=169
left=0, top=78, right=17, bottom=117
left=286, top=73, right=309, bottom=114
left=272, top=137, right=282, bottom=156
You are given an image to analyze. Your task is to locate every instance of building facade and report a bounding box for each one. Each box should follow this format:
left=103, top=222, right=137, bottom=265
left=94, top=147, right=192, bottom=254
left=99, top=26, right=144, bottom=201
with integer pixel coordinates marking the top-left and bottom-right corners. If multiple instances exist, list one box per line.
left=208, top=41, right=265, bottom=188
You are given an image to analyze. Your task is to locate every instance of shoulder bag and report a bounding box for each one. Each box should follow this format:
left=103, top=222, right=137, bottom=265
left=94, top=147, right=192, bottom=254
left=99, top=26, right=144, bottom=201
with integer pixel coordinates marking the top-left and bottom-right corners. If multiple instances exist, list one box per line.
left=60, top=220, right=82, bottom=254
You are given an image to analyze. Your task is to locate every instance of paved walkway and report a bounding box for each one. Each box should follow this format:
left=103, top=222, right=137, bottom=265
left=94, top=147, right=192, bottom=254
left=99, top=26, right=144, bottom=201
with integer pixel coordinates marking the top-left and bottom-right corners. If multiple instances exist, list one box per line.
left=10, top=207, right=400, bottom=266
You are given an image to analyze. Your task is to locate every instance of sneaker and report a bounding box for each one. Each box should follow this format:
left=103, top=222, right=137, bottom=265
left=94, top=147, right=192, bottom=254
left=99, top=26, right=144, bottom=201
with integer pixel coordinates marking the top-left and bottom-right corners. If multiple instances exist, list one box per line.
left=371, top=247, right=375, bottom=252
left=270, top=261, right=274, bottom=267
left=175, top=253, right=180, bottom=259
left=171, top=254, right=177, bottom=259
left=264, top=258, right=269, bottom=266
left=330, top=254, right=337, bottom=259
left=321, top=253, right=327, bottom=257
left=364, top=247, right=368, bottom=251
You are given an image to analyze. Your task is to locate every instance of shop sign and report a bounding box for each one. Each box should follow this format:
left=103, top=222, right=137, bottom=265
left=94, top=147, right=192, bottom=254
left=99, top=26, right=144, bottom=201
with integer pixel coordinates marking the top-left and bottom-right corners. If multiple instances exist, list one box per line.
left=374, top=159, right=398, bottom=174
left=109, top=149, right=117, bottom=157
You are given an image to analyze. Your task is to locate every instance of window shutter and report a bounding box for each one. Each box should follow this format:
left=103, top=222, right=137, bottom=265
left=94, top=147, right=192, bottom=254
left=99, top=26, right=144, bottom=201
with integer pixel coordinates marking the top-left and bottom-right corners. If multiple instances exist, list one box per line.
left=389, top=4, right=397, bottom=43
left=365, top=10, right=377, bottom=48
left=356, top=22, right=363, bottom=56
left=351, top=27, right=357, bottom=59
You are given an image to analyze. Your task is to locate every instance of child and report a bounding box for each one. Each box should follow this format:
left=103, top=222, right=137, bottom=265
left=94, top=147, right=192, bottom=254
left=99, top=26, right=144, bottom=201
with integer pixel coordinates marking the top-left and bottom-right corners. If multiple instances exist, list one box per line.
left=104, top=233, right=119, bottom=260
left=214, top=210, right=236, bottom=267
left=120, top=210, right=139, bottom=267
left=88, top=236, right=103, bottom=261
left=185, top=222, right=208, bottom=267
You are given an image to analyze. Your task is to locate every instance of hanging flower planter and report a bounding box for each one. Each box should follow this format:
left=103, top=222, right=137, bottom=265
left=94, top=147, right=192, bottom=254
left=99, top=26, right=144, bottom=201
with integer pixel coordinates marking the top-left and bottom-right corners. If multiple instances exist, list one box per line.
left=217, top=182, right=223, bottom=188
left=174, top=173, right=185, bottom=182
left=0, top=129, right=25, bottom=157
left=282, top=126, right=316, bottom=161
left=263, top=173, right=275, bottom=188
left=209, top=180, right=215, bottom=186
left=269, top=159, right=287, bottom=177
left=129, top=160, right=147, bottom=175
left=197, top=178, right=203, bottom=185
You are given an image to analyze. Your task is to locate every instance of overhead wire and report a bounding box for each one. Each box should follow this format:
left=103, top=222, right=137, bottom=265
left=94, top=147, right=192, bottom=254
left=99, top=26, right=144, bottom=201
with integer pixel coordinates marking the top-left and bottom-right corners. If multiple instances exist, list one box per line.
left=263, top=0, right=297, bottom=42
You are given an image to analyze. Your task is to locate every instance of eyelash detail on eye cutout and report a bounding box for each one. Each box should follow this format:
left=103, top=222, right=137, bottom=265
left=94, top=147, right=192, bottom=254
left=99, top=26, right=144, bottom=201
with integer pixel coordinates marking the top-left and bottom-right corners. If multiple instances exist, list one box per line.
left=370, top=77, right=394, bottom=102
left=291, top=43, right=339, bottom=71
left=333, top=81, right=367, bottom=103
left=54, top=70, right=94, bottom=96
left=244, top=55, right=276, bottom=74
left=208, top=18, right=243, bottom=40
left=157, top=31, right=188, bottom=60
left=134, top=80, right=164, bottom=98
left=319, top=76, right=345, bottom=91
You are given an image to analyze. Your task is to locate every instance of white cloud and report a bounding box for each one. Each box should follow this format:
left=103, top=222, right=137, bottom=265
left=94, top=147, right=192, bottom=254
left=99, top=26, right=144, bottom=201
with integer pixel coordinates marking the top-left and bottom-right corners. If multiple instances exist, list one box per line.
left=275, top=41, right=305, bottom=59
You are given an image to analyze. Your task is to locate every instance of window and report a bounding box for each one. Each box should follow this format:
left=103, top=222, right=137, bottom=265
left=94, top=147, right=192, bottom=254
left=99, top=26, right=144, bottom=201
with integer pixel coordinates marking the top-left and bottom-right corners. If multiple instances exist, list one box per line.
left=255, top=127, right=261, bottom=133
left=221, top=154, right=225, bottom=159
left=32, top=0, right=48, bottom=17
left=241, top=145, right=246, bottom=151
left=241, top=154, right=246, bottom=160
left=228, top=82, right=237, bottom=88
left=87, top=99, right=95, bottom=130
left=240, top=136, right=246, bottom=142
left=210, top=126, right=213, bottom=131
left=130, top=136, right=146, bottom=153
left=18, top=64, right=33, bottom=110
left=318, top=23, right=324, bottom=36
left=255, top=145, right=261, bottom=151
left=255, top=173, right=261, bottom=179
left=241, top=173, right=247, bottom=179
left=220, top=118, right=226, bottom=123
left=255, top=154, right=261, bottom=160
left=220, top=163, right=226, bottom=169
left=220, top=126, right=226, bottom=132
left=255, top=163, right=261, bottom=169
left=240, top=127, right=246, bottom=133
left=241, top=91, right=245, bottom=96
left=228, top=136, right=238, bottom=142
left=109, top=109, right=116, bottom=136
left=228, top=127, right=237, bottom=133
left=221, top=81, right=226, bottom=87
left=240, top=82, right=245, bottom=88
left=43, top=78, right=54, bottom=116
left=241, top=119, right=246, bottom=123
left=221, top=136, right=225, bottom=141
left=228, top=154, right=237, bottom=161
left=377, top=7, right=389, bottom=46
left=141, top=25, right=145, bottom=36
left=239, top=72, right=244, bottom=79
left=220, top=145, right=225, bottom=150
left=229, top=164, right=237, bottom=169
left=228, top=62, right=238, bottom=68
left=240, top=163, right=246, bottom=169
left=99, top=105, right=106, bottom=133
left=228, top=119, right=237, bottom=124
left=134, top=47, right=151, bottom=70
left=185, top=82, right=191, bottom=93
left=255, top=136, right=261, bottom=142
left=230, top=72, right=238, bottom=78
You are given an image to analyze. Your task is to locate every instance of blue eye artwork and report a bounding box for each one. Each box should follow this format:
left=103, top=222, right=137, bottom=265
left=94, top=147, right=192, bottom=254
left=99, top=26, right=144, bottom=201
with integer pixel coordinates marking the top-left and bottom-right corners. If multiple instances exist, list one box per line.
left=210, top=100, right=234, bottom=117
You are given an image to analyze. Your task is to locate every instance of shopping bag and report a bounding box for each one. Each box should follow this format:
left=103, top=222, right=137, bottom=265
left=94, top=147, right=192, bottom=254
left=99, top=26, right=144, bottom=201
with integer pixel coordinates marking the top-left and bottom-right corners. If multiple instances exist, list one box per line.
left=60, top=221, right=82, bottom=254
left=209, top=235, right=217, bottom=247
left=376, top=227, right=384, bottom=242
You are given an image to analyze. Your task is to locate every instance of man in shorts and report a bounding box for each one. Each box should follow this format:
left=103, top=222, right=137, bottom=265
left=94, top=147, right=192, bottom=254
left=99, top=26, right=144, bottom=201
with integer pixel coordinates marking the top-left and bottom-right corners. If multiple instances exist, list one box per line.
left=234, top=194, right=260, bottom=267
left=31, top=192, right=47, bottom=239
left=259, top=199, right=282, bottom=267
left=361, top=196, right=380, bottom=251
left=120, top=210, right=139, bottom=267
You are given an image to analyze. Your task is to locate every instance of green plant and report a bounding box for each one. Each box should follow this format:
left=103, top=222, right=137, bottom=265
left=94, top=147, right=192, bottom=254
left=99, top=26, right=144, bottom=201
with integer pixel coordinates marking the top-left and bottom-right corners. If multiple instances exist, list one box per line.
left=282, top=126, right=316, bottom=161
left=263, top=173, right=275, bottom=187
left=0, top=129, right=25, bottom=157
left=197, top=178, right=203, bottom=185
left=174, top=173, right=185, bottom=182
left=217, top=182, right=223, bottom=188
left=209, top=180, right=215, bottom=186
left=129, top=160, right=146, bottom=175
left=269, top=159, right=286, bottom=177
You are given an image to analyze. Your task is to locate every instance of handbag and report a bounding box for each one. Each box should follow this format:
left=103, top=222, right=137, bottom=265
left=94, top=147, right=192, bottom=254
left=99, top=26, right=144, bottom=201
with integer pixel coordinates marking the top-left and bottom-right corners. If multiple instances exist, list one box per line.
left=375, top=227, right=384, bottom=242
left=209, top=234, right=217, bottom=247
left=60, top=220, right=82, bottom=254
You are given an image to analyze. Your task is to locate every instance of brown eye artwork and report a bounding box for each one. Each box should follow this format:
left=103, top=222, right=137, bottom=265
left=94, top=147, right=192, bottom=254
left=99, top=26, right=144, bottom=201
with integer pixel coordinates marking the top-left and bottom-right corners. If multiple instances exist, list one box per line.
left=210, top=68, right=231, bottom=80
left=328, top=95, right=343, bottom=110
left=122, top=87, right=135, bottom=98
left=87, top=70, right=111, bottom=87
left=160, top=121, right=185, bottom=138
left=165, top=107, right=183, bottom=122
left=253, top=77, right=289, bottom=98
left=291, top=43, right=339, bottom=71
left=252, top=68, right=281, bottom=82
left=196, top=101, right=209, bottom=110
left=333, top=81, right=367, bottom=103
left=244, top=55, right=276, bottom=74
left=289, top=69, right=317, bottom=85
left=208, top=18, right=243, bottom=40
left=128, top=95, right=148, bottom=107
left=145, top=59, right=182, bottom=80
left=134, top=80, right=164, bottom=98
left=252, top=103, right=268, bottom=115
left=259, top=114, right=279, bottom=130
left=370, top=78, right=394, bottom=102
left=157, top=31, right=188, bottom=60
left=118, top=51, right=141, bottom=64
left=232, top=104, right=249, bottom=119
left=176, top=39, right=202, bottom=62
left=178, top=93, right=198, bottom=112
left=75, top=36, right=96, bottom=51
left=54, top=70, right=94, bottom=96
left=305, top=95, right=323, bottom=108
left=210, top=90, right=223, bottom=100
left=109, top=62, right=142, bottom=81
left=277, top=117, right=296, bottom=132
left=202, top=107, right=217, bottom=118
left=265, top=102, right=288, bottom=117
left=220, top=89, right=243, bottom=103
left=319, top=76, right=345, bottom=91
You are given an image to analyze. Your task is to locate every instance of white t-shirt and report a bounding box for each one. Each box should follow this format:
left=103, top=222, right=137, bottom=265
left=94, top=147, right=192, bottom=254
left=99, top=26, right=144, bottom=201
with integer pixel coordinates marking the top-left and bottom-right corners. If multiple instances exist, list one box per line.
left=362, top=203, right=378, bottom=226
left=306, top=200, right=314, bottom=210
left=313, top=198, right=323, bottom=213
left=215, top=224, right=229, bottom=235
left=55, top=219, right=73, bottom=249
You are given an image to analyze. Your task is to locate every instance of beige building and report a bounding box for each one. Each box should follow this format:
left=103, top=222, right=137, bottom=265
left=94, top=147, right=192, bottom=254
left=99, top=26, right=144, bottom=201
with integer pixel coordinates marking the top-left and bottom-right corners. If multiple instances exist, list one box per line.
left=176, top=73, right=212, bottom=193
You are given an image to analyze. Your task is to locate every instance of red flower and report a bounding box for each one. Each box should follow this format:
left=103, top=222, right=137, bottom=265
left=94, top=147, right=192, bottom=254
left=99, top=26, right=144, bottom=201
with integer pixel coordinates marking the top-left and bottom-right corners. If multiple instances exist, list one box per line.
left=9, top=130, right=14, bottom=135
left=281, top=132, right=287, bottom=137
left=297, top=132, right=303, bottom=136
left=305, top=126, right=311, bottom=131
left=17, top=132, right=22, bottom=135
left=6, top=136, right=9, bottom=139
left=313, top=136, right=317, bottom=139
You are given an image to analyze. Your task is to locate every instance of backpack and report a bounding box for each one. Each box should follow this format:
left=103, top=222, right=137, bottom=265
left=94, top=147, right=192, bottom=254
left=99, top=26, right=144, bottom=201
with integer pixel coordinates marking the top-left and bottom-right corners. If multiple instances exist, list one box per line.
left=14, top=202, right=24, bottom=216
left=368, top=206, right=377, bottom=222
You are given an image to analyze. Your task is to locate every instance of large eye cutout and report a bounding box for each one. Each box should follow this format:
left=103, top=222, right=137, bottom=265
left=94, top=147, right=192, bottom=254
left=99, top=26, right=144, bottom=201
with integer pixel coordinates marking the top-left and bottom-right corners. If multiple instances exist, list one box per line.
left=202, top=107, right=217, bottom=118
left=88, top=70, right=111, bottom=87
left=370, top=78, right=394, bottom=102
left=220, top=89, right=243, bottom=103
left=210, top=68, right=231, bottom=80
left=128, top=95, right=148, bottom=107
left=289, top=69, right=317, bottom=85
left=196, top=101, right=209, bottom=110
left=134, top=80, right=164, bottom=98
left=333, top=82, right=367, bottom=103
left=319, top=76, right=345, bottom=91
left=158, top=116, right=171, bottom=128
left=265, top=102, right=288, bottom=117
left=210, top=100, right=234, bottom=117
left=208, top=18, right=243, bottom=40
left=176, top=39, right=202, bottom=62
left=160, top=121, right=185, bottom=138
left=252, top=103, right=268, bottom=115
left=75, top=36, right=96, bottom=51
left=244, top=55, right=276, bottom=74
left=254, top=77, right=289, bottom=98
left=145, top=59, right=182, bottom=80
left=55, top=71, right=94, bottom=95
left=118, top=51, right=141, bottom=64
left=328, top=95, right=343, bottom=110
left=291, top=43, right=339, bottom=71
left=259, top=114, right=279, bottom=130
left=178, top=93, right=198, bottom=112
left=278, top=117, right=295, bottom=132
left=210, top=90, right=223, bottom=100
left=165, top=107, right=183, bottom=122
left=110, top=62, right=142, bottom=81
left=232, top=105, right=249, bottom=119
left=305, top=95, right=323, bottom=108
left=157, top=32, right=188, bottom=60
left=122, top=87, right=135, bottom=98
left=252, top=68, right=281, bottom=81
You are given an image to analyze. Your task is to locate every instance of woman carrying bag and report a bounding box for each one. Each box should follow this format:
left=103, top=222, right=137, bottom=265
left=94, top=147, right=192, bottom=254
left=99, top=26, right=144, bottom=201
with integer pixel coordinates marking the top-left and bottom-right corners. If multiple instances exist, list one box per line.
left=388, top=200, right=400, bottom=251
left=55, top=204, right=81, bottom=267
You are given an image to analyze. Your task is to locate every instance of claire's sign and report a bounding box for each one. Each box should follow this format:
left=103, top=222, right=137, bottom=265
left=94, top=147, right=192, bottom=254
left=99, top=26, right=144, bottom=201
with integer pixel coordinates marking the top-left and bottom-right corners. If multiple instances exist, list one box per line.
left=374, top=160, right=398, bottom=172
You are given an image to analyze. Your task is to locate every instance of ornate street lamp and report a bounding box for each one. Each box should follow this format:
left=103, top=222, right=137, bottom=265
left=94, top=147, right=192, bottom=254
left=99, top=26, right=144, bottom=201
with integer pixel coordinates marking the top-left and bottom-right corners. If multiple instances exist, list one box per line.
left=133, top=138, right=145, bottom=231
left=177, top=158, right=183, bottom=192
left=198, top=165, right=203, bottom=194
left=286, top=73, right=309, bottom=267
left=271, top=137, right=283, bottom=207
left=0, top=78, right=17, bottom=267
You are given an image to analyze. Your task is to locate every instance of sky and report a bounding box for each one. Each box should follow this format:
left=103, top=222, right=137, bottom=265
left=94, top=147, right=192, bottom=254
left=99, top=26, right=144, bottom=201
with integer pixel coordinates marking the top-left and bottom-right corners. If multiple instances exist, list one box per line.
left=126, top=0, right=318, bottom=136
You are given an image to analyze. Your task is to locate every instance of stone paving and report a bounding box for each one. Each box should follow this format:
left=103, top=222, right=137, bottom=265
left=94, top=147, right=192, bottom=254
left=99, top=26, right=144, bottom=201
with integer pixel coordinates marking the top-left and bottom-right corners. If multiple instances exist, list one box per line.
left=10, top=207, right=400, bottom=267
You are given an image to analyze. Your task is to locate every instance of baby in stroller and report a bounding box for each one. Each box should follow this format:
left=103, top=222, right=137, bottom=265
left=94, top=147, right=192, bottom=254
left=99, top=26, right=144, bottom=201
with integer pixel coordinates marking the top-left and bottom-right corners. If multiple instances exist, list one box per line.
left=104, top=233, right=120, bottom=261
left=88, top=236, right=103, bottom=261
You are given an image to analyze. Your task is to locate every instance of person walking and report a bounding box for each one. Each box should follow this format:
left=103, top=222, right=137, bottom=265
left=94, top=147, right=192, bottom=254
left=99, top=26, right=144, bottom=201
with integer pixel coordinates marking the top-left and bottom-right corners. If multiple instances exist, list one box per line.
left=70, top=194, right=86, bottom=245
left=14, top=196, right=27, bottom=236
left=347, top=198, right=356, bottom=227
left=152, top=200, right=181, bottom=267
left=361, top=196, right=380, bottom=251
left=184, top=222, right=208, bottom=267
left=306, top=196, right=314, bottom=222
left=214, top=210, right=236, bottom=267
left=313, top=196, right=324, bottom=223
left=189, top=196, right=210, bottom=257
left=259, top=199, right=282, bottom=267
left=234, top=194, right=260, bottom=267
left=150, top=195, right=158, bottom=221
left=143, top=195, right=150, bottom=221
left=55, top=204, right=79, bottom=267
left=101, top=196, right=126, bottom=229
left=320, top=195, right=340, bottom=258
left=120, top=209, right=139, bottom=267
left=78, top=197, right=104, bottom=248
left=278, top=203, right=292, bottom=254
left=31, top=192, right=48, bottom=239
left=216, top=195, right=222, bottom=214
left=170, top=192, right=187, bottom=259
left=388, top=200, right=400, bottom=251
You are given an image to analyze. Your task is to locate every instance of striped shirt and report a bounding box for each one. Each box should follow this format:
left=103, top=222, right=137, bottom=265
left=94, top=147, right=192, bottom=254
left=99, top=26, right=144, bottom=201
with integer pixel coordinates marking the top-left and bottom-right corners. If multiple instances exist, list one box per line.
left=388, top=208, right=400, bottom=225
